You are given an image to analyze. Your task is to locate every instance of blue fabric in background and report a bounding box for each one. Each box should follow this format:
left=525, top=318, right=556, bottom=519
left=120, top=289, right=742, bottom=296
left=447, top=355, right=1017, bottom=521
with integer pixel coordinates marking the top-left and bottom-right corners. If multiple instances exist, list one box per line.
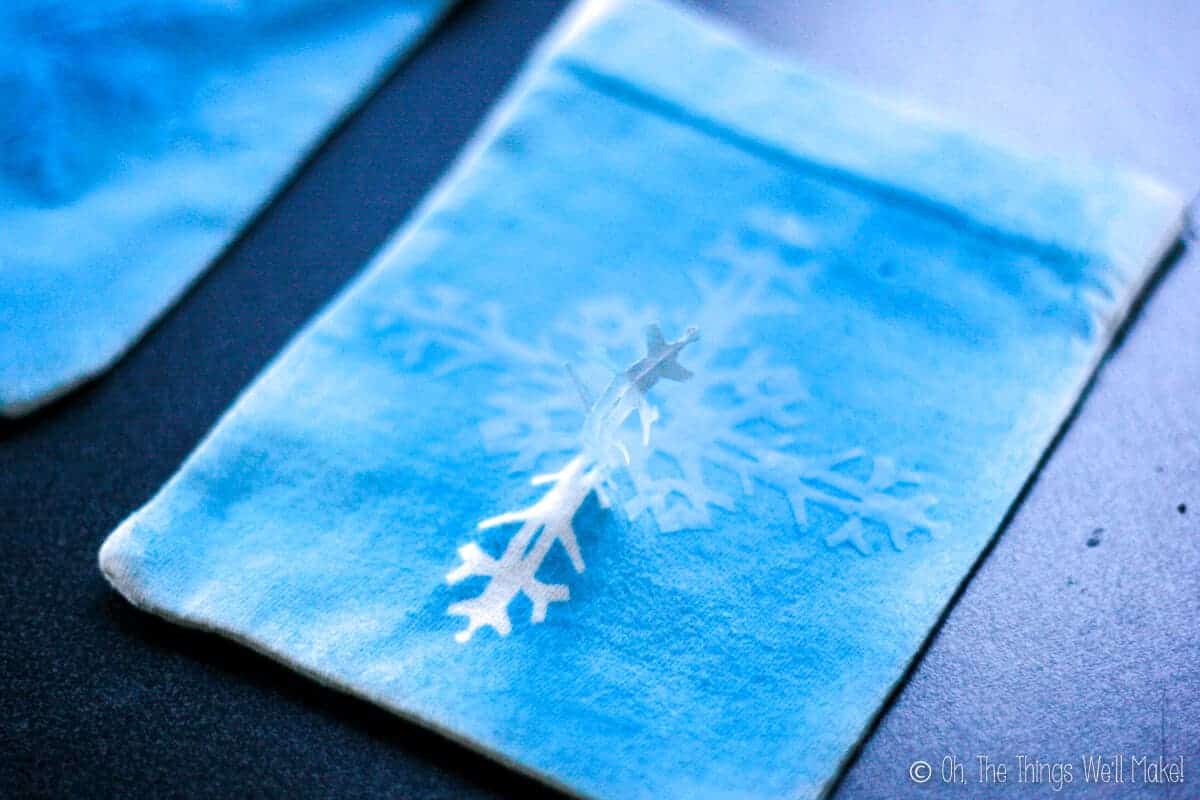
left=99, top=0, right=1184, bottom=797
left=0, top=0, right=451, bottom=417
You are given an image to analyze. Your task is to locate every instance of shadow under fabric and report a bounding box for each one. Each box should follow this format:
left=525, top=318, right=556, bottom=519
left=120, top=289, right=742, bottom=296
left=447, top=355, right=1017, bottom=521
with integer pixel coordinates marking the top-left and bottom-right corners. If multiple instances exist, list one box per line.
left=98, top=0, right=1186, bottom=797
left=0, top=0, right=453, bottom=417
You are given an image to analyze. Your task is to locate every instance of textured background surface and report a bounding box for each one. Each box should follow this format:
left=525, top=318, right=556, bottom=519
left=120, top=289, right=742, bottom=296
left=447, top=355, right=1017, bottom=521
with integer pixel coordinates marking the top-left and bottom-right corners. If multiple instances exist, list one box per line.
left=1, top=1, right=1196, bottom=797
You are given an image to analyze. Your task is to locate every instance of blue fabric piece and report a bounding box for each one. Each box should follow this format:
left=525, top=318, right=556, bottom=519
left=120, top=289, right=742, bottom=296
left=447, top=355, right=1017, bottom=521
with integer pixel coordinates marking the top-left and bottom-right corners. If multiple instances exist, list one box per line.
left=0, top=0, right=451, bottom=417
left=99, top=0, right=1184, bottom=797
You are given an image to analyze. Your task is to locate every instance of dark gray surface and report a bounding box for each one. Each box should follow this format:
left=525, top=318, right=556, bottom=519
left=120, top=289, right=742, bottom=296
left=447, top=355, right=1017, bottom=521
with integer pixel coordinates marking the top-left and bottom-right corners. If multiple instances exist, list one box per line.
left=1, top=1, right=1196, bottom=797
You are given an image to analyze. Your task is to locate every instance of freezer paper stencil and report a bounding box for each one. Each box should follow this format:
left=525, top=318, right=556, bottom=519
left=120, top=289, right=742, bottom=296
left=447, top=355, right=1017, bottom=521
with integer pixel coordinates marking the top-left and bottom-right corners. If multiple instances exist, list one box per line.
left=99, top=0, right=1185, bottom=797
left=0, top=0, right=451, bottom=416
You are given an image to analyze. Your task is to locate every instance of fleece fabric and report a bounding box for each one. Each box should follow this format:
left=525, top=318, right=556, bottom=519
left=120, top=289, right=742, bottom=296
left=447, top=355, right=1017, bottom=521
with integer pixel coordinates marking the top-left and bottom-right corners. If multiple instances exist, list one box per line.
left=0, top=0, right=452, bottom=416
left=99, top=0, right=1185, bottom=796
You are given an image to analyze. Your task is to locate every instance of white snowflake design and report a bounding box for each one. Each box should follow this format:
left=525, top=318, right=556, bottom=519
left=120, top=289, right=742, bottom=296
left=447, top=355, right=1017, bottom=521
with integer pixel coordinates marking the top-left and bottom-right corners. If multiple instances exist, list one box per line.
left=377, top=208, right=942, bottom=642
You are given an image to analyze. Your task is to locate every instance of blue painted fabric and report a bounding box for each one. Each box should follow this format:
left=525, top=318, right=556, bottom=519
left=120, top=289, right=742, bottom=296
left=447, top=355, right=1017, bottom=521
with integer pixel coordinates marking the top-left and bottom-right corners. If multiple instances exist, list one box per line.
left=99, top=0, right=1184, bottom=797
left=0, top=0, right=451, bottom=417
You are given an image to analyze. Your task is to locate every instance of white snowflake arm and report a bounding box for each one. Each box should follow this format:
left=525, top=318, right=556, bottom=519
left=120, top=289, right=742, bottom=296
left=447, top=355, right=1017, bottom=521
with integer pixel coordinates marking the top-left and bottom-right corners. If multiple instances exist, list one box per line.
left=445, top=455, right=599, bottom=642
left=447, top=326, right=699, bottom=643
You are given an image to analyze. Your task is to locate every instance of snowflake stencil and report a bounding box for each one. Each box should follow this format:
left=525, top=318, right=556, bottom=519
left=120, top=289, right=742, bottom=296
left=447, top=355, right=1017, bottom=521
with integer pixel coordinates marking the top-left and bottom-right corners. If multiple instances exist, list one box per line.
left=379, top=207, right=942, bottom=642
left=443, top=321, right=700, bottom=643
